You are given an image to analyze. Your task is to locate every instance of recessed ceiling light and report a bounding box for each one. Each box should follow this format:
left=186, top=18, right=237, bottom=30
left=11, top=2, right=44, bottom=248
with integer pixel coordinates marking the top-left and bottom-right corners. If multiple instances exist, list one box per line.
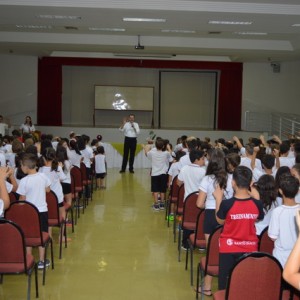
left=16, top=25, right=52, bottom=29
left=89, top=27, right=125, bottom=32
left=161, top=29, right=196, bottom=33
left=123, top=17, right=166, bottom=22
left=37, top=15, right=81, bottom=20
left=209, top=21, right=252, bottom=25
left=234, top=31, right=267, bottom=35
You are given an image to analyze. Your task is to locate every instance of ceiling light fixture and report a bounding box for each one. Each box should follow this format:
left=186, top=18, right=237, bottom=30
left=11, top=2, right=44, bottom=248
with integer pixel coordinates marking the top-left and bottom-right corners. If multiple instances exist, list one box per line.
left=209, top=20, right=252, bottom=25
left=16, top=25, right=52, bottom=29
left=135, top=35, right=145, bottom=50
left=123, top=17, right=166, bottom=22
left=234, top=31, right=267, bottom=35
left=89, top=27, right=125, bottom=32
left=161, top=29, right=196, bottom=33
left=37, top=15, right=81, bottom=20
left=292, top=24, right=300, bottom=27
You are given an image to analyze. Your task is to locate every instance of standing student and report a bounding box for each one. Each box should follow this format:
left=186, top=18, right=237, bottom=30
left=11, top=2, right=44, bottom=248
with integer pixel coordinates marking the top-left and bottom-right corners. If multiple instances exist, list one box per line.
left=20, top=116, right=35, bottom=135
left=95, top=145, right=107, bottom=189
left=16, top=153, right=51, bottom=269
left=119, top=114, right=140, bottom=173
left=0, top=115, right=9, bottom=137
left=144, top=139, right=173, bottom=211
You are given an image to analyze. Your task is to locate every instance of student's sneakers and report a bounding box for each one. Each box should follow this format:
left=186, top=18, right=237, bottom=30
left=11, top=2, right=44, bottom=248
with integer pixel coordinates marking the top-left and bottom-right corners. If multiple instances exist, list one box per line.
left=152, top=204, right=160, bottom=211
left=37, top=259, right=51, bottom=269
left=168, top=214, right=174, bottom=221
left=159, top=202, right=165, bottom=210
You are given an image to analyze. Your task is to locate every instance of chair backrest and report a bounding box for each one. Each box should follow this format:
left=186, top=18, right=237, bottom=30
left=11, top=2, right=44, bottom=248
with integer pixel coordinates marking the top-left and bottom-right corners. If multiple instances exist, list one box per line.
left=80, top=162, right=87, bottom=182
left=176, top=184, right=185, bottom=214
left=258, top=226, right=274, bottom=255
left=169, top=175, right=179, bottom=201
left=193, top=209, right=205, bottom=245
left=182, top=192, right=201, bottom=228
left=225, top=252, right=283, bottom=300
left=9, top=191, right=18, bottom=204
left=205, top=225, right=223, bottom=271
left=0, top=219, right=27, bottom=267
left=70, top=166, right=83, bottom=188
left=46, top=190, right=60, bottom=222
left=5, top=201, right=43, bottom=241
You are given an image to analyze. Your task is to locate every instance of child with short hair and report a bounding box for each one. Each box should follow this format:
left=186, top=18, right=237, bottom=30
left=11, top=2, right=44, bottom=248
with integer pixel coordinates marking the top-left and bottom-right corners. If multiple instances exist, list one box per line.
left=16, top=153, right=51, bottom=269
left=268, top=173, right=300, bottom=267
left=215, top=166, right=264, bottom=291
left=144, top=139, right=173, bottom=211
left=95, top=146, right=106, bottom=189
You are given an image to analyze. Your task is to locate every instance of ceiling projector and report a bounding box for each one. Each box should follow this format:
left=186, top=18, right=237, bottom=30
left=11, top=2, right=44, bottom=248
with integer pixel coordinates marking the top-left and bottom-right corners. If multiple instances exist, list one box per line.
left=135, top=44, right=145, bottom=50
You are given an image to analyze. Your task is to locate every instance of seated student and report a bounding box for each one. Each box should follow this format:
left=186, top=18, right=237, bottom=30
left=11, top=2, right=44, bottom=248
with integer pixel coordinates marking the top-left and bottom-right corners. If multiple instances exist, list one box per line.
left=214, top=166, right=264, bottom=291
left=278, top=142, right=295, bottom=169
left=268, top=173, right=300, bottom=267
left=0, top=166, right=10, bottom=217
left=16, top=153, right=51, bottom=269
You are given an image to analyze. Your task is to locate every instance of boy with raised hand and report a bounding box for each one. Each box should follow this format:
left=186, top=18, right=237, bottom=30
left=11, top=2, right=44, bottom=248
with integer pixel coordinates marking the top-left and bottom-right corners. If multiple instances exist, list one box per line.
left=215, top=165, right=264, bottom=290
left=268, top=173, right=300, bottom=267
left=16, top=153, right=51, bottom=269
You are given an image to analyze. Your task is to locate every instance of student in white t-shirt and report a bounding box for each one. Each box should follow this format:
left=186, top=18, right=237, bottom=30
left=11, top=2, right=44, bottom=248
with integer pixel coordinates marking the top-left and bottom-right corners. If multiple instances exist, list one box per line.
left=16, top=153, right=51, bottom=269
left=95, top=146, right=106, bottom=189
left=291, top=164, right=300, bottom=204
left=268, top=173, right=300, bottom=267
left=144, top=139, right=173, bottom=211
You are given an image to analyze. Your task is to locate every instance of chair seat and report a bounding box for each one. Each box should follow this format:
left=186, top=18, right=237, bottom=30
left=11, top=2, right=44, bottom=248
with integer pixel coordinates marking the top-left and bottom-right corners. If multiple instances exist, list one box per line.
left=170, top=197, right=177, bottom=202
left=48, top=218, right=61, bottom=226
left=0, top=254, right=35, bottom=273
left=189, top=233, right=206, bottom=249
left=177, top=208, right=183, bottom=214
left=64, top=202, right=72, bottom=210
left=26, top=232, right=50, bottom=246
left=182, top=221, right=196, bottom=230
left=213, top=289, right=225, bottom=300
left=200, top=257, right=219, bottom=276
left=75, top=187, right=83, bottom=192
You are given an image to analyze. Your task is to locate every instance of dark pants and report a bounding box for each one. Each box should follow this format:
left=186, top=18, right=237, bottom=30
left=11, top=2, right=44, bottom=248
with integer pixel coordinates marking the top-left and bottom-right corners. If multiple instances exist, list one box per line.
left=121, top=137, right=137, bottom=171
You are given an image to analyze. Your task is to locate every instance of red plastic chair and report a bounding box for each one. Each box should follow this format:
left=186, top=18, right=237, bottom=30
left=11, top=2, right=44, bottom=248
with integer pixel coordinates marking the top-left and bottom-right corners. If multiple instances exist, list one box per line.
left=196, top=225, right=223, bottom=299
left=186, top=208, right=205, bottom=285
left=46, top=190, right=67, bottom=259
left=177, top=192, right=201, bottom=262
left=0, top=219, right=39, bottom=300
left=258, top=226, right=274, bottom=255
left=213, top=252, right=283, bottom=300
left=173, top=184, right=185, bottom=243
left=5, top=201, right=54, bottom=285
left=165, top=175, right=179, bottom=227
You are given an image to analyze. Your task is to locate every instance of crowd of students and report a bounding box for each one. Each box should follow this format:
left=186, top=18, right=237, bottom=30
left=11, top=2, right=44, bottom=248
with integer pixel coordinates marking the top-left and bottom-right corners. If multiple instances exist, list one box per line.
left=0, top=131, right=107, bottom=268
left=143, top=133, right=300, bottom=295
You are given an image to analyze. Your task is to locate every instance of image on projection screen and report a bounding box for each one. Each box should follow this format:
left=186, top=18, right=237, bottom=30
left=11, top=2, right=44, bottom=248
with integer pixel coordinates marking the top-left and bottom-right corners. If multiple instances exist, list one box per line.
left=95, top=86, right=153, bottom=111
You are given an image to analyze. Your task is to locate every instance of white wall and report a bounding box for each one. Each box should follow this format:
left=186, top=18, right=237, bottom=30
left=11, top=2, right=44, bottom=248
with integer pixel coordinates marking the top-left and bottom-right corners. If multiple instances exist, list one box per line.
left=1, top=54, right=300, bottom=134
left=242, top=61, right=300, bottom=129
left=0, top=54, right=38, bottom=128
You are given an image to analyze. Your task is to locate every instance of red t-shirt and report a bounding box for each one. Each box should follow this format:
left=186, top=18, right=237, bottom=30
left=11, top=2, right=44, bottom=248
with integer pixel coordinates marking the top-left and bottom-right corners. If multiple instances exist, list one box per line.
left=217, top=197, right=264, bottom=253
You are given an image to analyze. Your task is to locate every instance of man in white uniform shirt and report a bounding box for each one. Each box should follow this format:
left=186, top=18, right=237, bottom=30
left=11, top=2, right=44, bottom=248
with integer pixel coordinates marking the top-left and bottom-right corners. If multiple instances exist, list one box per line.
left=0, top=115, right=9, bottom=137
left=119, top=114, right=140, bottom=173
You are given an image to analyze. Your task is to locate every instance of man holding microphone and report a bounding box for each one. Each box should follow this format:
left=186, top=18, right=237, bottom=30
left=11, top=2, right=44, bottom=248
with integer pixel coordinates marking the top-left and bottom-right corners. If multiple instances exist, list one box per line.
left=119, top=114, right=140, bottom=173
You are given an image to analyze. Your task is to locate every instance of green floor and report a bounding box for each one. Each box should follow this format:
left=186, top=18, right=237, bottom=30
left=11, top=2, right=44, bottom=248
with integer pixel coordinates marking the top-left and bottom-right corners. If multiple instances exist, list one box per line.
left=0, top=168, right=216, bottom=300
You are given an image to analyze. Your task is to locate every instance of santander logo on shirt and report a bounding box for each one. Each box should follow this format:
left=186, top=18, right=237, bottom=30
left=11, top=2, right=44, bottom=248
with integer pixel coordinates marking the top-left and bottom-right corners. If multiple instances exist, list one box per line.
left=226, top=238, right=256, bottom=246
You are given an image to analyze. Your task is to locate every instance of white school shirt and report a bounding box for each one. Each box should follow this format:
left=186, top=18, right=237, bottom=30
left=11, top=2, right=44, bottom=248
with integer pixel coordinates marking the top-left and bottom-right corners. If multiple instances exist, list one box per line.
left=0, top=152, right=6, bottom=167
left=39, top=166, right=66, bottom=204
left=20, top=123, right=35, bottom=133
left=119, top=122, right=140, bottom=138
left=224, top=173, right=234, bottom=200
left=146, top=148, right=173, bottom=176
left=62, top=160, right=71, bottom=184
left=69, top=150, right=82, bottom=168
left=95, top=154, right=106, bottom=173
left=178, top=163, right=205, bottom=200
left=268, top=204, right=300, bottom=267
left=81, top=146, right=94, bottom=168
left=255, top=198, right=282, bottom=235
left=240, top=156, right=262, bottom=172
left=16, top=173, right=51, bottom=212
left=199, top=175, right=220, bottom=209
left=178, top=153, right=191, bottom=171
left=168, top=161, right=180, bottom=183
left=279, top=156, right=295, bottom=169
left=0, top=123, right=8, bottom=137
left=252, top=168, right=277, bottom=182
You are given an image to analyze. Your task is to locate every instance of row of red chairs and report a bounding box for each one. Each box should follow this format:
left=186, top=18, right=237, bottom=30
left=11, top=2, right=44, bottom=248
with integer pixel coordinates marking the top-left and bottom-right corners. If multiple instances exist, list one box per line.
left=165, top=178, right=300, bottom=299
left=0, top=163, right=96, bottom=299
